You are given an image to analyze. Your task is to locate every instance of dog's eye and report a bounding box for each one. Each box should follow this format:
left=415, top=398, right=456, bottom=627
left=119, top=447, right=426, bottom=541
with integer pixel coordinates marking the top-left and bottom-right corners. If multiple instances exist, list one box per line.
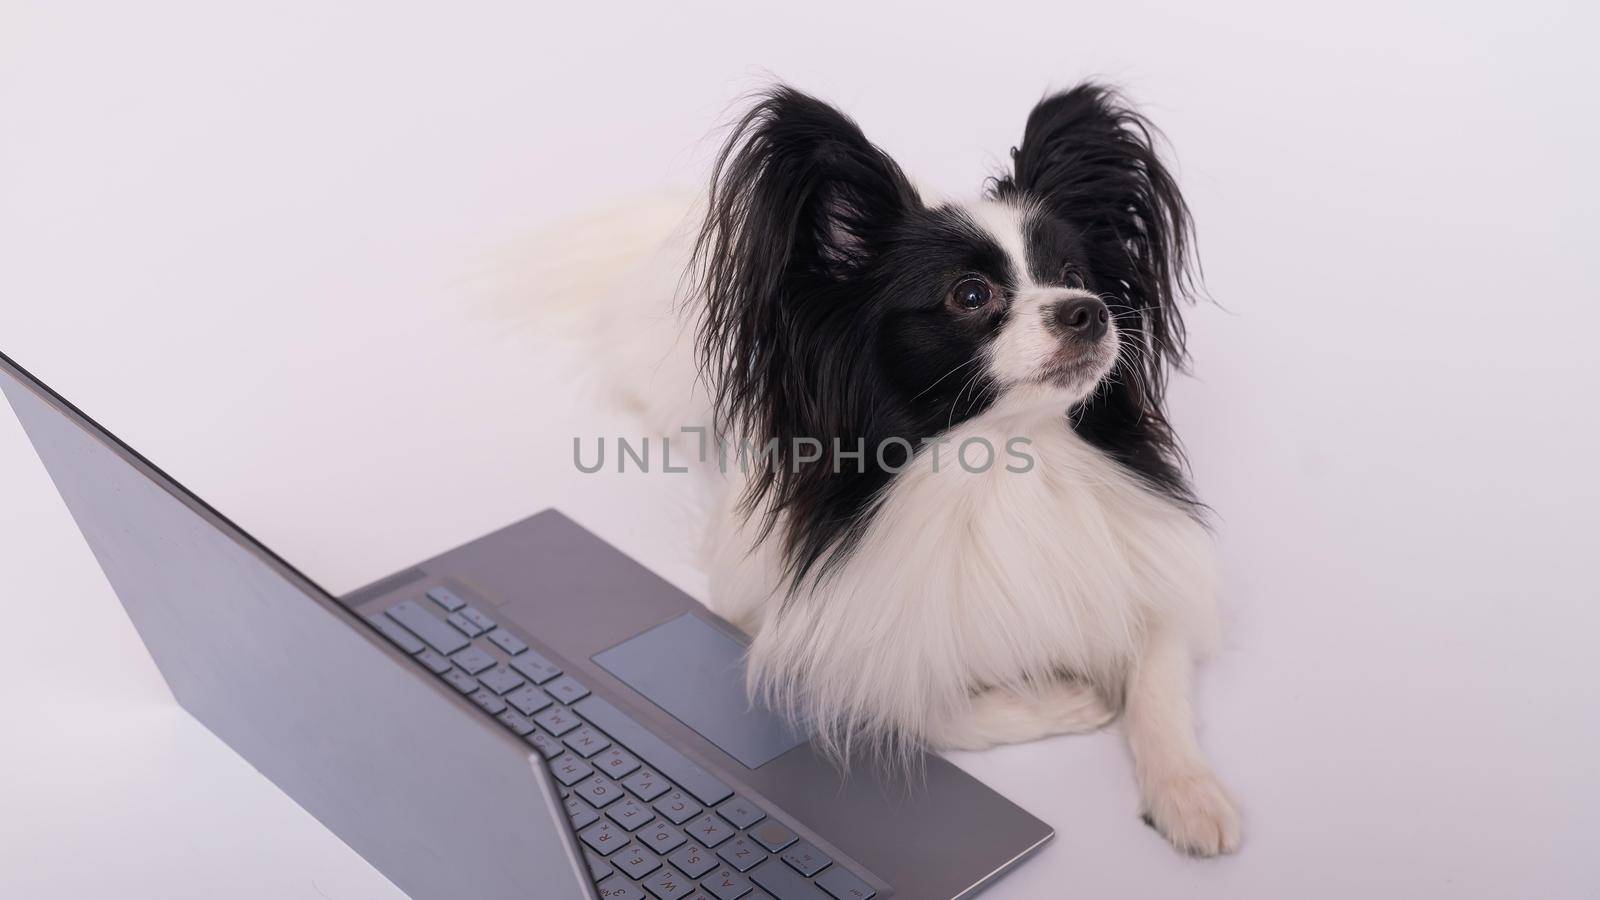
left=949, top=276, right=994, bottom=311
left=1061, top=268, right=1085, bottom=290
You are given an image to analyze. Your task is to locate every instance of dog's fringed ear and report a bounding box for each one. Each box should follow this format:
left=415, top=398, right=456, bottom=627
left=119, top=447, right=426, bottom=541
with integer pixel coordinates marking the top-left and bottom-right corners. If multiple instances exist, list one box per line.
left=993, top=84, right=1201, bottom=505
left=995, top=84, right=1197, bottom=380
left=692, top=86, right=918, bottom=442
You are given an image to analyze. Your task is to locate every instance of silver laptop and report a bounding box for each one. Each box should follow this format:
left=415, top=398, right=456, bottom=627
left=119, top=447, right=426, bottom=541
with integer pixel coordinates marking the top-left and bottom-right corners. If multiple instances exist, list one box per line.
left=1, top=350, right=1053, bottom=900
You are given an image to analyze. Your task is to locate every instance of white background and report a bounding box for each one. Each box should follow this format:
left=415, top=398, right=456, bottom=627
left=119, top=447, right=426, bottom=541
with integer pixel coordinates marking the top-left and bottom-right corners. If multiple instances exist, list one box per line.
left=3, top=1, right=1598, bottom=897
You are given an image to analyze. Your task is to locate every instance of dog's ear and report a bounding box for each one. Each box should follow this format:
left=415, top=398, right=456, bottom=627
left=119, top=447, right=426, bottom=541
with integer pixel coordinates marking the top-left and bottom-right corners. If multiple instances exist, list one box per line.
left=693, top=86, right=918, bottom=436
left=994, top=84, right=1201, bottom=505
left=995, top=84, right=1196, bottom=374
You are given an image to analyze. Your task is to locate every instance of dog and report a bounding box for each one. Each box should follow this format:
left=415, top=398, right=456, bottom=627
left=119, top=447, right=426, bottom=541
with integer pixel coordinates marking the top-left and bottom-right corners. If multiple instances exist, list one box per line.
left=583, top=83, right=1239, bottom=856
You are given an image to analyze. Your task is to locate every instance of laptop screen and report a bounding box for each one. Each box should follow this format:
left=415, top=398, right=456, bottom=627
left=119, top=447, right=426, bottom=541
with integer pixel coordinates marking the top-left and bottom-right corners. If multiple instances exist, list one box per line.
left=1, top=354, right=596, bottom=900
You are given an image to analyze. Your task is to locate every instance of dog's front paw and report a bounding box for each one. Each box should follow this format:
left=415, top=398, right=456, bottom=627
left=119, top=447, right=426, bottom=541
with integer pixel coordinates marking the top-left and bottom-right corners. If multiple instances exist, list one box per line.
left=1141, top=769, right=1241, bottom=857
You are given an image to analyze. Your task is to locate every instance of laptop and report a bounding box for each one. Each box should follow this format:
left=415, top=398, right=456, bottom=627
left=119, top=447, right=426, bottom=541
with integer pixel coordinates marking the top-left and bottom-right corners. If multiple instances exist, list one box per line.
left=0, top=350, right=1053, bottom=900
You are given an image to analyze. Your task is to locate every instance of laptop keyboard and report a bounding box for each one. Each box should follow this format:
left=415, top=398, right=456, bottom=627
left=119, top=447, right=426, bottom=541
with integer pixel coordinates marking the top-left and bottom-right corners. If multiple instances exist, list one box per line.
left=367, top=585, right=881, bottom=900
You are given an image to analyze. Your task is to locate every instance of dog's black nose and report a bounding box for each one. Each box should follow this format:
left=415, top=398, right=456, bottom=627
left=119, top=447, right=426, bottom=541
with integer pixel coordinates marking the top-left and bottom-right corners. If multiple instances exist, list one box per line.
left=1049, top=297, right=1110, bottom=341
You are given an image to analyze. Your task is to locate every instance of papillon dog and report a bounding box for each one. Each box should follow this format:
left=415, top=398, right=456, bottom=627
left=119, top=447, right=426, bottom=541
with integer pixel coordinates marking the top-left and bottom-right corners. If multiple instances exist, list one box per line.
left=585, top=83, right=1239, bottom=856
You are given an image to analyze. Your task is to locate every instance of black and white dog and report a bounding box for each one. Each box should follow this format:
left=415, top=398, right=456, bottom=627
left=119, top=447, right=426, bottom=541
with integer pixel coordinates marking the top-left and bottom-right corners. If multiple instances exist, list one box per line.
left=592, top=83, right=1238, bottom=855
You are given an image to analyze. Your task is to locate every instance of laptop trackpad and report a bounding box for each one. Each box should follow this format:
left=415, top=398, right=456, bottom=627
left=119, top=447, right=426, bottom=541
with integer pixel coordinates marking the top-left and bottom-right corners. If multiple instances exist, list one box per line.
left=591, top=613, right=807, bottom=769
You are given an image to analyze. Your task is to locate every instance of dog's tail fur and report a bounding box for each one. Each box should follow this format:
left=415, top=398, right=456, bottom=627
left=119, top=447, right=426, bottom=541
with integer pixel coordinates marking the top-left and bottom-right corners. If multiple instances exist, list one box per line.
left=473, top=189, right=711, bottom=435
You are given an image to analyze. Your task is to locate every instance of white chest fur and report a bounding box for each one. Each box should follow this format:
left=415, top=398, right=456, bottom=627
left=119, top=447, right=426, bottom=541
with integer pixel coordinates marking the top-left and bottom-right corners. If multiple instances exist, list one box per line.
left=703, top=387, right=1219, bottom=754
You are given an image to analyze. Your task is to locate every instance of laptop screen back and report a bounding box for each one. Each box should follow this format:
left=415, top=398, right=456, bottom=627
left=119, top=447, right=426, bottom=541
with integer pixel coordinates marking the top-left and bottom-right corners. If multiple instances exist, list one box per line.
left=0, top=355, right=594, bottom=900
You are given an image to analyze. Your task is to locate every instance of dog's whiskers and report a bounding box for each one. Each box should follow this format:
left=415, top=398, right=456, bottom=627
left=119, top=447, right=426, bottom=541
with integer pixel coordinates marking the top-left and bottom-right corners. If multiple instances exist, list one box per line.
left=912, top=356, right=983, bottom=401
left=948, top=367, right=993, bottom=430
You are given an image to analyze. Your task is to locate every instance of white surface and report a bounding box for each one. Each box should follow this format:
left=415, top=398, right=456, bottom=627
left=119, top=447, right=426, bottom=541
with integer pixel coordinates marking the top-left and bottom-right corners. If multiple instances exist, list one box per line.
left=3, top=1, right=1598, bottom=897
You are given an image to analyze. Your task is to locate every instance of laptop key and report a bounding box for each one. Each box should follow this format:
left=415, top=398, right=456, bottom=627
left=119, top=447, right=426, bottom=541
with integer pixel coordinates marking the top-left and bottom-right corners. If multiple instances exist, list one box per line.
left=813, top=866, right=875, bottom=900
left=576, top=773, right=624, bottom=807
left=716, top=796, right=766, bottom=830
left=442, top=670, right=478, bottom=694
left=623, top=768, right=671, bottom=802
left=470, top=689, right=507, bottom=716
left=641, top=820, right=687, bottom=855
left=595, top=745, right=642, bottom=779
left=749, top=821, right=796, bottom=854
left=367, top=614, right=424, bottom=655
left=450, top=645, right=495, bottom=675
left=596, top=875, right=646, bottom=898
left=506, top=684, right=553, bottom=716
left=715, top=835, right=767, bottom=873
left=581, top=819, right=628, bottom=856
left=686, top=812, right=734, bottom=847
left=544, top=674, right=591, bottom=704
left=534, top=705, right=581, bottom=736
left=575, top=697, right=734, bottom=807
left=488, top=629, right=528, bottom=656
left=563, top=725, right=612, bottom=758
left=478, top=665, right=525, bottom=696
left=526, top=729, right=563, bottom=759
left=615, top=843, right=663, bottom=880
left=669, top=841, right=717, bottom=879
left=425, top=586, right=466, bottom=612
left=586, top=848, right=616, bottom=881
left=566, top=794, right=601, bottom=830
left=605, top=796, right=653, bottom=831
left=643, top=864, right=695, bottom=900
left=446, top=611, right=484, bottom=638
left=748, top=859, right=827, bottom=900
left=702, top=866, right=753, bottom=900
left=652, top=790, right=702, bottom=825
left=457, top=605, right=496, bottom=632
left=551, top=752, right=596, bottom=787
left=496, top=709, right=534, bottom=736
left=779, top=842, right=831, bottom=878
left=508, top=649, right=562, bottom=684
left=415, top=648, right=452, bottom=675
left=383, top=601, right=468, bottom=655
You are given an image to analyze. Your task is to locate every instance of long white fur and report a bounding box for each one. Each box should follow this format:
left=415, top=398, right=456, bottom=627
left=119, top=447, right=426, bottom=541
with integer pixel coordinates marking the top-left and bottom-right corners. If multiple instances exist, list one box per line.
left=707, top=383, right=1219, bottom=750
left=554, top=194, right=1240, bottom=855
